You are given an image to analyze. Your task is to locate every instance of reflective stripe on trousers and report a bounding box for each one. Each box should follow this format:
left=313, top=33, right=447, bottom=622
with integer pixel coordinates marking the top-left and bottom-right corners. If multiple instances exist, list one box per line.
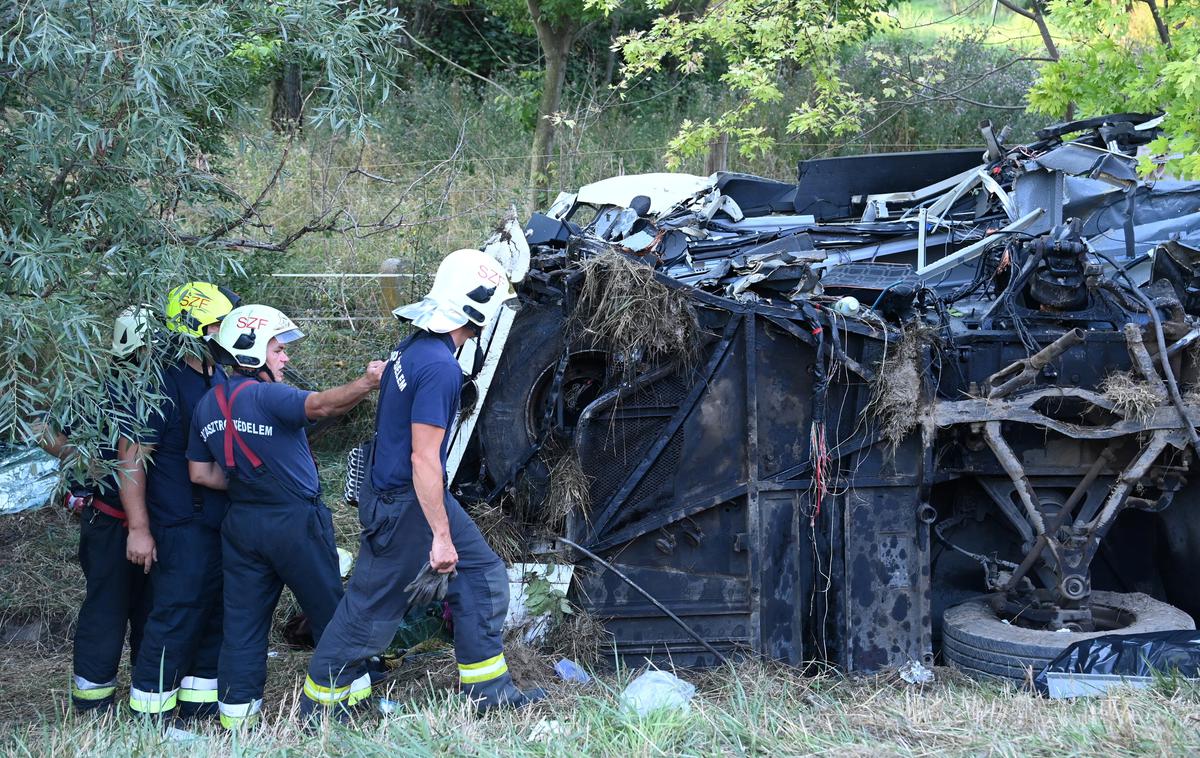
left=71, top=674, right=117, bottom=702
left=458, top=653, right=508, bottom=684
left=302, top=672, right=372, bottom=707
left=219, top=698, right=263, bottom=729
left=129, top=686, right=178, bottom=714
left=179, top=675, right=219, bottom=703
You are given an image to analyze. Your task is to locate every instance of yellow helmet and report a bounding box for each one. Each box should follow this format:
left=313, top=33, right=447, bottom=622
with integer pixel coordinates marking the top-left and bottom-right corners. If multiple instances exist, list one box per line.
left=164, top=282, right=240, bottom=338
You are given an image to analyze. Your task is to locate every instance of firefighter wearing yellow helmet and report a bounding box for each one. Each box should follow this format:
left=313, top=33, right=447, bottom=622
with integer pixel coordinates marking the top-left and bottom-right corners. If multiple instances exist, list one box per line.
left=123, top=281, right=239, bottom=722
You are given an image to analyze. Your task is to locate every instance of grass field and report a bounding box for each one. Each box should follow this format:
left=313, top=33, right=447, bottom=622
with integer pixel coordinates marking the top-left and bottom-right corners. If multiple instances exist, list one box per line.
left=5, top=501, right=1200, bottom=757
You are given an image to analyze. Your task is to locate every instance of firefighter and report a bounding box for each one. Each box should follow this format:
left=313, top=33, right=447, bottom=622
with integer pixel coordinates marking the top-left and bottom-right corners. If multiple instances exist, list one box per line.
left=186, top=304, right=384, bottom=728
left=302, top=249, right=545, bottom=718
left=37, top=308, right=154, bottom=712
left=124, top=282, right=239, bottom=721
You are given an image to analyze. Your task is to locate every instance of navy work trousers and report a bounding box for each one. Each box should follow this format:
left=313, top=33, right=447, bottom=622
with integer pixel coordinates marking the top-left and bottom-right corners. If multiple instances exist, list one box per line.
left=303, top=479, right=517, bottom=711
left=129, top=518, right=223, bottom=718
left=217, top=500, right=343, bottom=728
left=72, top=506, right=150, bottom=711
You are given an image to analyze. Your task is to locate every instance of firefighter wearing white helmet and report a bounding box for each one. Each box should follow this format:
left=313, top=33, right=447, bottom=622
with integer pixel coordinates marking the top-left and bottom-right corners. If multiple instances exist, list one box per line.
left=392, top=247, right=518, bottom=333
left=38, top=307, right=154, bottom=712
left=186, top=304, right=384, bottom=728
left=111, top=306, right=152, bottom=358
left=304, top=249, right=544, bottom=720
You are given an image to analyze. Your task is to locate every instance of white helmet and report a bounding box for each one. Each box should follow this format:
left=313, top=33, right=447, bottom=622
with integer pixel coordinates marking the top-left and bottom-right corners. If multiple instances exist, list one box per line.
left=393, top=249, right=517, bottom=333
left=214, top=304, right=304, bottom=369
left=111, top=306, right=152, bottom=358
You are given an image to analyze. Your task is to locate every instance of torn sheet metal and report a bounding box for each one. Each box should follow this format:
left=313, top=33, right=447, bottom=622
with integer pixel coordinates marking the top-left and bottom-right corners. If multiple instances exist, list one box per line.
left=0, top=447, right=59, bottom=515
left=452, top=113, right=1200, bottom=675
left=539, top=114, right=1200, bottom=303
left=575, top=173, right=715, bottom=217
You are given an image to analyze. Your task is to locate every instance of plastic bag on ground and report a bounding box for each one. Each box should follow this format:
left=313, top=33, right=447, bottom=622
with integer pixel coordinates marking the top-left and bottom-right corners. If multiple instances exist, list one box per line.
left=1034, top=630, right=1200, bottom=697
left=620, top=670, right=696, bottom=716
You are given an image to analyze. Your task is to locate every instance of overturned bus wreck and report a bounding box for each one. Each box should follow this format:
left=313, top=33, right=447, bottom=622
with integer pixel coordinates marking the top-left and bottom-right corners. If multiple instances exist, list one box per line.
left=443, top=113, right=1200, bottom=679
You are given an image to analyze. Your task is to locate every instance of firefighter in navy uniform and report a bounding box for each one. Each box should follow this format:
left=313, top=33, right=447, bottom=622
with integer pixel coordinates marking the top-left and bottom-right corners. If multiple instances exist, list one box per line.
left=37, top=308, right=153, bottom=712
left=124, top=282, right=239, bottom=721
left=302, top=249, right=545, bottom=718
left=186, top=304, right=384, bottom=728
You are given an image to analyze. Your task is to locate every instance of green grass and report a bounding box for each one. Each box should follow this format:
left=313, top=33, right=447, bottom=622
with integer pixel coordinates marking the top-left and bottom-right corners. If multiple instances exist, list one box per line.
left=4, top=652, right=1200, bottom=756
left=5, top=502, right=1200, bottom=756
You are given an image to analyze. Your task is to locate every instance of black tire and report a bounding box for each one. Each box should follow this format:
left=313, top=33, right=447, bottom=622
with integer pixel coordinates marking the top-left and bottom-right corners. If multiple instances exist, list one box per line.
left=942, top=591, right=1195, bottom=682
left=476, top=304, right=567, bottom=488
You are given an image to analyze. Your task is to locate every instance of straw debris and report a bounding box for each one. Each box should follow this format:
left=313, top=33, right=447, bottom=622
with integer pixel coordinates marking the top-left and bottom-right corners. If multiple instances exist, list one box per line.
left=542, top=449, right=592, bottom=532
left=868, top=325, right=931, bottom=446
left=1100, top=371, right=1162, bottom=421
left=574, top=250, right=700, bottom=370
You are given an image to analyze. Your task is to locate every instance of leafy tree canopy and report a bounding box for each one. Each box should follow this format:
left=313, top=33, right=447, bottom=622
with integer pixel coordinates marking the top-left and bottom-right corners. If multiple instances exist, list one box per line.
left=603, top=0, right=891, bottom=165
left=0, top=0, right=404, bottom=478
left=1026, top=0, right=1200, bottom=178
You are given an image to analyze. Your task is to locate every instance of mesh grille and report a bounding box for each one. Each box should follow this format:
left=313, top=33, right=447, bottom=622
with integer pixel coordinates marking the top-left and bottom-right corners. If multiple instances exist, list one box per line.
left=579, top=373, right=690, bottom=523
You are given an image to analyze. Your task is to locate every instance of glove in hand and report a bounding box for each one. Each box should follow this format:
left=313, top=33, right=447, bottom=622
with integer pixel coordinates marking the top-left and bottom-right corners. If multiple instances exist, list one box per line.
left=403, top=563, right=457, bottom=617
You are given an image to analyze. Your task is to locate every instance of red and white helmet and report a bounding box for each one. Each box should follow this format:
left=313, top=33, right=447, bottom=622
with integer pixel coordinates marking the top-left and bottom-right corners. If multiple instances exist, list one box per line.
left=213, top=304, right=304, bottom=369
left=394, top=249, right=517, bottom=333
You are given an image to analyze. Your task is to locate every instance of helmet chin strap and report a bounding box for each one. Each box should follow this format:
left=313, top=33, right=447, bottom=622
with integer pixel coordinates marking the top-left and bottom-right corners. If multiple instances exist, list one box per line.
left=234, top=365, right=275, bottom=383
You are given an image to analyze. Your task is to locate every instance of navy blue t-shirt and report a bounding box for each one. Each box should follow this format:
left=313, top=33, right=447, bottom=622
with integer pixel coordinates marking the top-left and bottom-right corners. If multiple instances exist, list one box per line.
left=62, top=381, right=125, bottom=506
left=372, top=331, right=462, bottom=490
left=187, top=375, right=319, bottom=501
left=135, top=361, right=230, bottom=528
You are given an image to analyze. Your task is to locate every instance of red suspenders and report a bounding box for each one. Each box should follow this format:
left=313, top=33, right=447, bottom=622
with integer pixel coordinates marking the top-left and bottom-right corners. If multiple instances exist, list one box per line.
left=213, top=382, right=264, bottom=470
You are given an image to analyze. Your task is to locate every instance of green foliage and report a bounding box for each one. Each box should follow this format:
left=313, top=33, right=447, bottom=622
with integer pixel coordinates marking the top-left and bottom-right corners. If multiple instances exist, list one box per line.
left=610, top=0, right=891, bottom=165
left=524, top=573, right=573, bottom=622
left=0, top=0, right=404, bottom=475
left=1026, top=0, right=1200, bottom=178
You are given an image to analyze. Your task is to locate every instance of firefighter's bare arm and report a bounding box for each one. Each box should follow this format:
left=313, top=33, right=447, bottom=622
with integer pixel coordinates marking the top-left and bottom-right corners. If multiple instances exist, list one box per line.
left=412, top=422, right=458, bottom=573
left=118, top=438, right=156, bottom=573
left=188, top=460, right=228, bottom=490
left=303, top=360, right=386, bottom=420
left=33, top=419, right=73, bottom=460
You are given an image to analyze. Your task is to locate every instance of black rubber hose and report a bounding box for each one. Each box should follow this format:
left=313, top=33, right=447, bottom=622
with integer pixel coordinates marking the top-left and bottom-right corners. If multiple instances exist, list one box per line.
left=558, top=537, right=731, bottom=666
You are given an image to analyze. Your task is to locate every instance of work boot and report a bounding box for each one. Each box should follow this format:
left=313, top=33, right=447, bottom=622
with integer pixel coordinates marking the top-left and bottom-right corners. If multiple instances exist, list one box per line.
left=468, top=676, right=547, bottom=714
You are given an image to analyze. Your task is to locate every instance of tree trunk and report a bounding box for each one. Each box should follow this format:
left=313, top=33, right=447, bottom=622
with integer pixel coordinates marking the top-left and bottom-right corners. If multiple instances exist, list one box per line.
left=704, top=133, right=729, bottom=174
left=271, top=62, right=303, bottom=132
left=604, top=13, right=620, bottom=86
left=528, top=0, right=577, bottom=213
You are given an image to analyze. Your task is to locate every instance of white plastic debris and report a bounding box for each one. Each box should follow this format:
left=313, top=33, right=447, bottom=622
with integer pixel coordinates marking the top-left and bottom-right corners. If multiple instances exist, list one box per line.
left=833, top=295, right=861, bottom=316
left=620, top=670, right=696, bottom=717
left=898, top=660, right=934, bottom=685
left=378, top=698, right=401, bottom=715
left=337, top=547, right=354, bottom=578
left=529, top=719, right=569, bottom=741
left=164, top=725, right=202, bottom=742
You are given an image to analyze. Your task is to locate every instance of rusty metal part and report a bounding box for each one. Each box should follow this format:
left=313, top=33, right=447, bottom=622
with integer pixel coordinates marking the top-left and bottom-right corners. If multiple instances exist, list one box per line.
left=982, top=421, right=1047, bottom=536
left=1122, top=323, right=1169, bottom=399
left=934, top=389, right=1198, bottom=438
left=986, top=328, right=1086, bottom=398
left=1086, top=430, right=1174, bottom=535
left=1002, top=445, right=1118, bottom=592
